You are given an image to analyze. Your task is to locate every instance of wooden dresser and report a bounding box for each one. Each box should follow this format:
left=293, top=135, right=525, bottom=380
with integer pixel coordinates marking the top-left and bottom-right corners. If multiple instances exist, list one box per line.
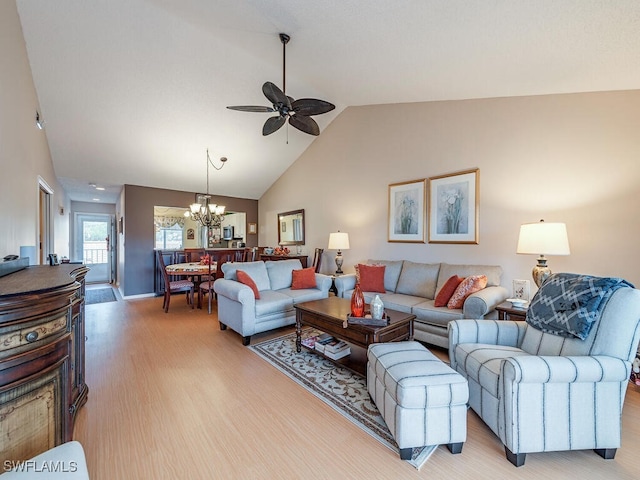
left=0, top=264, right=89, bottom=463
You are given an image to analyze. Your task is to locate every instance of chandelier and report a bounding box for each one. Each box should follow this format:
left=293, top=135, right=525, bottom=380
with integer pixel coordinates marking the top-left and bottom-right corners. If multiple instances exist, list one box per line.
left=187, top=149, right=228, bottom=229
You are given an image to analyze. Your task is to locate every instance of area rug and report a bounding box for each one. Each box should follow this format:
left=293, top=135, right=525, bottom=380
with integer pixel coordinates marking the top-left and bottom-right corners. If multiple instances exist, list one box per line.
left=249, top=330, right=436, bottom=470
left=86, top=288, right=117, bottom=305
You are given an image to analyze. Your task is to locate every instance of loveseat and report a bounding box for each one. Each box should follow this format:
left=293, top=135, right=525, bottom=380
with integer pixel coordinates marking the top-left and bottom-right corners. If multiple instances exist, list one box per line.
left=334, top=260, right=508, bottom=348
left=214, top=259, right=332, bottom=345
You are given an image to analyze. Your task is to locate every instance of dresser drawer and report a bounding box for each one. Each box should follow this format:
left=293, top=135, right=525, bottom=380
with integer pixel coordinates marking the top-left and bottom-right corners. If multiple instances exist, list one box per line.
left=0, top=307, right=70, bottom=360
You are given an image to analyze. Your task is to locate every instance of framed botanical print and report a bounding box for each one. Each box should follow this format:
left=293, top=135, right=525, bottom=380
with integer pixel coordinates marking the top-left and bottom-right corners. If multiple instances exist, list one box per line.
left=428, top=168, right=479, bottom=244
left=388, top=179, right=427, bottom=243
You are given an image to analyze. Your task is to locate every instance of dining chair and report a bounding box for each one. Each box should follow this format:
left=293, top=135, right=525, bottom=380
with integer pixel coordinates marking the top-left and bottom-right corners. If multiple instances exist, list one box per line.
left=184, top=249, right=205, bottom=263
left=156, top=250, right=194, bottom=313
left=198, top=251, right=234, bottom=313
left=312, top=247, right=324, bottom=273
left=243, top=247, right=257, bottom=262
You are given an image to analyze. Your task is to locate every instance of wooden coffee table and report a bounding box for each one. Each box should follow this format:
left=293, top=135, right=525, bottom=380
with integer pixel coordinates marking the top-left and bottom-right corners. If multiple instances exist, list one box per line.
left=294, top=297, right=415, bottom=372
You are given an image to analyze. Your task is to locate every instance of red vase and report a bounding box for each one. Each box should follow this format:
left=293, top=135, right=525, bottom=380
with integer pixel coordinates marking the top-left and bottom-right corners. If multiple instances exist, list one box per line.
left=351, top=283, right=365, bottom=317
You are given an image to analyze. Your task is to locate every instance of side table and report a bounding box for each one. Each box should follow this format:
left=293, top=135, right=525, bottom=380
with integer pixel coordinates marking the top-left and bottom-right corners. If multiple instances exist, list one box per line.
left=328, top=274, right=340, bottom=296
left=495, top=301, right=528, bottom=321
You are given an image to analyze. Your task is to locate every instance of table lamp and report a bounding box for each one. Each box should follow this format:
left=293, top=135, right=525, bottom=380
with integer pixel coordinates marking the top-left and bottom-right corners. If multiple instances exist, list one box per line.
left=328, top=231, right=350, bottom=275
left=516, top=219, right=570, bottom=287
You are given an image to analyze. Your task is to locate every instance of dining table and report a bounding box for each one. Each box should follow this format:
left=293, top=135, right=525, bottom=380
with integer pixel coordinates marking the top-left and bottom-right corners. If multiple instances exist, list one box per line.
left=165, top=262, right=216, bottom=309
left=165, top=262, right=215, bottom=277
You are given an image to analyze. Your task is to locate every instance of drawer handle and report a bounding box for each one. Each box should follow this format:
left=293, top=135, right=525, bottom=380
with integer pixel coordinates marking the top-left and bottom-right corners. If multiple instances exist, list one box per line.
left=25, top=331, right=39, bottom=343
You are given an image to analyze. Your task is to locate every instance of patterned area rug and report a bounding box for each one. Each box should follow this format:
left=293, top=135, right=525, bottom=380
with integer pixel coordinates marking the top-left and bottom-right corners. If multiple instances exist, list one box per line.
left=249, top=330, right=436, bottom=470
left=86, top=288, right=117, bottom=305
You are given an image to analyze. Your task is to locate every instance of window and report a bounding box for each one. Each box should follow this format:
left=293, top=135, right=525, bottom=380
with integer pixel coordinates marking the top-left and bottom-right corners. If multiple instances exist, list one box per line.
left=155, top=223, right=183, bottom=250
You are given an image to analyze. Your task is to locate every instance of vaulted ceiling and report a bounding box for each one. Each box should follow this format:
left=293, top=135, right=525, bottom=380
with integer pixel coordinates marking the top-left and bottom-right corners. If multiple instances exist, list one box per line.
left=16, top=1, right=640, bottom=203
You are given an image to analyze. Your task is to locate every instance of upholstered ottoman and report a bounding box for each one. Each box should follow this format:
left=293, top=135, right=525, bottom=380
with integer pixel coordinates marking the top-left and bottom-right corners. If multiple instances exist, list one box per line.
left=367, top=341, right=469, bottom=459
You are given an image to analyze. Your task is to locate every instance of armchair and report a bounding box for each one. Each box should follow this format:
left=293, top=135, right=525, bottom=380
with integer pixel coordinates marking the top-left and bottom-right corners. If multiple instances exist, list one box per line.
left=448, top=274, right=640, bottom=467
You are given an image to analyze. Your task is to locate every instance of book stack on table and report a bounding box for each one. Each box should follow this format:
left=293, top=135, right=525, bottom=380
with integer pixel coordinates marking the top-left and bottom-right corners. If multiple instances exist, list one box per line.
left=314, top=334, right=351, bottom=360
left=301, top=335, right=318, bottom=349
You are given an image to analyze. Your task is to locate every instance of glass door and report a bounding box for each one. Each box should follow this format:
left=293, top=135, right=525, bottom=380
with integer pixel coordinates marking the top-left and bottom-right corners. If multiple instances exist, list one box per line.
left=75, top=213, right=114, bottom=283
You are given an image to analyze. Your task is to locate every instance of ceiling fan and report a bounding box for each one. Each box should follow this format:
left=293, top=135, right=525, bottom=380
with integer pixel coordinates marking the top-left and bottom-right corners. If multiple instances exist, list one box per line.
left=227, top=33, right=335, bottom=136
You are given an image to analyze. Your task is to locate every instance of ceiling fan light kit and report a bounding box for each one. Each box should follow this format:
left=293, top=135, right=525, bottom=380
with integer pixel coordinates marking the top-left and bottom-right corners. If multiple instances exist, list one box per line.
left=227, top=33, right=335, bottom=136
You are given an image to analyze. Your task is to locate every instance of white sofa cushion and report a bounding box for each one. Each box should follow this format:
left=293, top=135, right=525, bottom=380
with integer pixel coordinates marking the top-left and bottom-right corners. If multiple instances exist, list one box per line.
left=254, top=290, right=294, bottom=316
left=222, top=261, right=272, bottom=291
left=280, top=285, right=330, bottom=303
left=265, top=259, right=302, bottom=290
left=367, top=259, right=404, bottom=292
left=436, top=263, right=502, bottom=291
left=395, top=261, right=440, bottom=299
left=378, top=293, right=425, bottom=313
left=413, top=300, right=464, bottom=326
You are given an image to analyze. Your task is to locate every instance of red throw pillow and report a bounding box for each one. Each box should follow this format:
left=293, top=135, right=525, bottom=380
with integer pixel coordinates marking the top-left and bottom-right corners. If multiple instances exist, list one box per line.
left=447, top=275, right=488, bottom=309
left=237, top=270, right=260, bottom=299
left=434, top=275, right=464, bottom=307
left=291, top=267, right=317, bottom=290
left=358, top=264, right=386, bottom=293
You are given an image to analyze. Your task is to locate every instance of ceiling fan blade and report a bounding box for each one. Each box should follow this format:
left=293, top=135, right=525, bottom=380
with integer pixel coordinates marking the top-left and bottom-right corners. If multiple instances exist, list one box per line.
left=227, top=105, right=274, bottom=113
left=262, top=82, right=291, bottom=110
left=289, top=114, right=320, bottom=136
left=291, top=98, right=335, bottom=116
left=263, top=115, right=286, bottom=136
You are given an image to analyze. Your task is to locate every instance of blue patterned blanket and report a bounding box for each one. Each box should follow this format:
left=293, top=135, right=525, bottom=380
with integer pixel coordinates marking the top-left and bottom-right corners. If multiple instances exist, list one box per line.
left=526, top=273, right=634, bottom=340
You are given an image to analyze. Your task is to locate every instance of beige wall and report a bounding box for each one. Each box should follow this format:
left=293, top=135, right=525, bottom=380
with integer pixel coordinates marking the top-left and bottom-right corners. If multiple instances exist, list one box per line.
left=0, top=1, right=69, bottom=261
left=260, top=90, right=640, bottom=292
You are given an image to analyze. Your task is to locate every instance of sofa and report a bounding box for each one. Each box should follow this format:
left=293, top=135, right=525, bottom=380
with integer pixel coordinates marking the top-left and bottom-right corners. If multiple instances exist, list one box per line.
left=448, top=274, right=640, bottom=466
left=214, top=259, right=332, bottom=345
left=334, top=260, right=508, bottom=348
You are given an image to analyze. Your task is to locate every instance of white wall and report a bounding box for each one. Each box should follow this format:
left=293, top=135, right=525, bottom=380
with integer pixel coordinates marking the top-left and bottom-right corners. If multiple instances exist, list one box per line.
left=259, top=90, right=640, bottom=293
left=1, top=1, right=69, bottom=261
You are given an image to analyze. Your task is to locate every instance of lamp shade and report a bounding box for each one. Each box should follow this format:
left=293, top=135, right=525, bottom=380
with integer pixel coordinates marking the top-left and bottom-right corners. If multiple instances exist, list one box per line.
left=328, top=232, right=350, bottom=250
left=516, top=221, right=570, bottom=256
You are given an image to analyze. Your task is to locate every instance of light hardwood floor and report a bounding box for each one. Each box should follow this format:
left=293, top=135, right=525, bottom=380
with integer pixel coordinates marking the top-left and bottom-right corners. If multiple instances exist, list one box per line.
left=74, top=293, right=640, bottom=479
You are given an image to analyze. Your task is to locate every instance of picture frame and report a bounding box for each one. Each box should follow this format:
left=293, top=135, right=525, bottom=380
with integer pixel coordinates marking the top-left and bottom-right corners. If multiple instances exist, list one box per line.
left=513, top=279, right=530, bottom=301
left=428, top=168, right=479, bottom=244
left=281, top=222, right=286, bottom=233
left=187, top=228, right=195, bottom=240
left=248, top=222, right=257, bottom=235
left=388, top=179, right=427, bottom=243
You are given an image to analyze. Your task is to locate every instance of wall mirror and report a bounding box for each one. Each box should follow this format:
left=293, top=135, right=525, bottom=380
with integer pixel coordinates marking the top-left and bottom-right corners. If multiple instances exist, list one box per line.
left=154, top=206, right=246, bottom=249
left=278, top=209, right=305, bottom=246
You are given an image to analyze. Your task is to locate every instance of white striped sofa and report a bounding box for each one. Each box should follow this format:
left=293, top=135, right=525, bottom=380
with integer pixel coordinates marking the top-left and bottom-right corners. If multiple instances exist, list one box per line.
left=448, top=286, right=640, bottom=467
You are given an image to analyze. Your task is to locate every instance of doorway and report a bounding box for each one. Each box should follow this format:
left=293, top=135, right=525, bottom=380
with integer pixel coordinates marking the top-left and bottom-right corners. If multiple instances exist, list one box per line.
left=75, top=213, right=115, bottom=283
left=38, top=178, right=54, bottom=264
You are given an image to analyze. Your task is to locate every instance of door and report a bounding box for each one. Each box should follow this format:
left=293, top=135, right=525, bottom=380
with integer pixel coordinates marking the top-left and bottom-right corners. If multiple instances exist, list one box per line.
left=75, top=214, right=114, bottom=283
left=38, top=179, right=54, bottom=264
